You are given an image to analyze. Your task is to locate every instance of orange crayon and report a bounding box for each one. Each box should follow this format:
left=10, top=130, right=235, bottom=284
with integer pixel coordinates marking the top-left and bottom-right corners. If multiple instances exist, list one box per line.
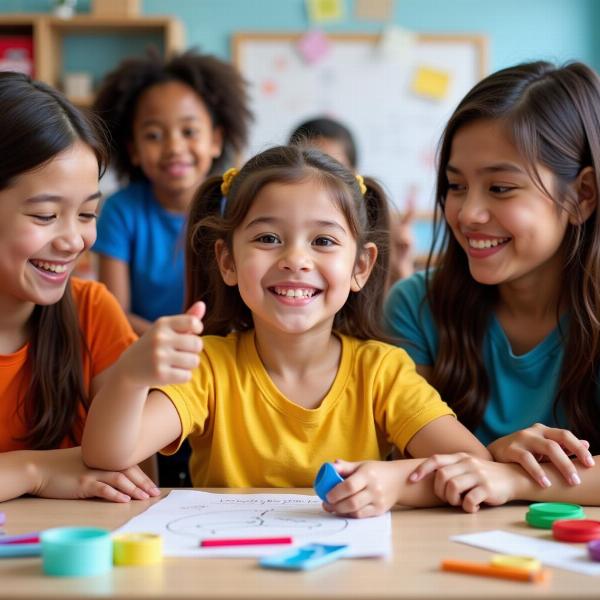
left=441, top=559, right=551, bottom=583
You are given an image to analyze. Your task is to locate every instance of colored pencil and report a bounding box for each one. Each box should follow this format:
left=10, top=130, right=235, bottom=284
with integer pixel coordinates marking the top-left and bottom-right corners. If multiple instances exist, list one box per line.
left=0, top=543, right=41, bottom=558
left=441, top=559, right=551, bottom=583
left=0, top=533, right=40, bottom=545
left=200, top=536, right=293, bottom=548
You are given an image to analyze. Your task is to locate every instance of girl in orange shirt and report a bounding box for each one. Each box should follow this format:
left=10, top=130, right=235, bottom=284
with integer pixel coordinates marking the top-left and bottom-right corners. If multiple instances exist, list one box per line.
left=0, top=72, right=159, bottom=503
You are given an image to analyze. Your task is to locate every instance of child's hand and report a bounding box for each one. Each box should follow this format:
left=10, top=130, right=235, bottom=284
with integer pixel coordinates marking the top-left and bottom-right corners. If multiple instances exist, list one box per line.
left=29, top=447, right=161, bottom=502
left=118, top=301, right=206, bottom=387
left=487, top=424, right=594, bottom=487
left=322, top=459, right=403, bottom=518
left=408, top=453, right=517, bottom=512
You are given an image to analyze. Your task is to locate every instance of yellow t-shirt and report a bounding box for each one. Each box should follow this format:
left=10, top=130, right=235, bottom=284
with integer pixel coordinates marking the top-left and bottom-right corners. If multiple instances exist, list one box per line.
left=160, top=330, right=454, bottom=487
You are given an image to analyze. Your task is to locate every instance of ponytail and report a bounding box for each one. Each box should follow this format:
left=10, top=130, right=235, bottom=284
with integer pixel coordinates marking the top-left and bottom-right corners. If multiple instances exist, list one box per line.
left=185, top=175, right=253, bottom=335
left=333, top=175, right=392, bottom=342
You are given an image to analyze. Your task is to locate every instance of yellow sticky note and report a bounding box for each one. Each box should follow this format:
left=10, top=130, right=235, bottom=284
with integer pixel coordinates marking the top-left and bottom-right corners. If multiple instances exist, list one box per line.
left=411, top=66, right=451, bottom=100
left=306, top=0, right=343, bottom=22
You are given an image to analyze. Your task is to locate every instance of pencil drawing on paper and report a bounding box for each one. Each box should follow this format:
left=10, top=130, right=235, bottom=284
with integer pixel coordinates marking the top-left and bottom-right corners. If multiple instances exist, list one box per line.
left=166, top=508, right=349, bottom=539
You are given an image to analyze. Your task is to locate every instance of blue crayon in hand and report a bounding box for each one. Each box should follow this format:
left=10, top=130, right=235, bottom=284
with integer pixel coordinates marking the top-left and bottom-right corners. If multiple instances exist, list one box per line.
left=314, top=462, right=345, bottom=502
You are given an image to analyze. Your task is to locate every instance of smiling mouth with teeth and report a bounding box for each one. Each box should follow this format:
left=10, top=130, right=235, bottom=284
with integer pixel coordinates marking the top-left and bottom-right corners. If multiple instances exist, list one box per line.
left=29, top=259, right=68, bottom=274
left=467, top=237, right=511, bottom=249
left=271, top=286, right=320, bottom=298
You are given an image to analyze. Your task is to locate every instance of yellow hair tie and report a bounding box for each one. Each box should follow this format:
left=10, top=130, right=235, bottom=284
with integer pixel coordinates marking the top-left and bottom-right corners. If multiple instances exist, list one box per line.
left=221, top=167, right=239, bottom=195
left=355, top=174, right=367, bottom=196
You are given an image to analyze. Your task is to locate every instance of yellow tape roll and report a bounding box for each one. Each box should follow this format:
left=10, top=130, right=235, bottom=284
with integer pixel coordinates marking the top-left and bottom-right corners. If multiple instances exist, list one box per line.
left=113, top=533, right=162, bottom=566
left=490, top=554, right=541, bottom=572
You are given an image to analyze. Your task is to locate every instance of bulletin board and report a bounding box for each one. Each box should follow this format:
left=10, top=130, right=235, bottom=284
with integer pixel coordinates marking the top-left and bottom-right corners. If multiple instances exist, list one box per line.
left=233, top=32, right=487, bottom=218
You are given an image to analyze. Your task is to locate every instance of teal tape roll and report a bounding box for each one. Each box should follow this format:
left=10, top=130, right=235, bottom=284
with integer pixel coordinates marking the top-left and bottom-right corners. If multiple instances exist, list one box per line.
left=41, top=527, right=112, bottom=577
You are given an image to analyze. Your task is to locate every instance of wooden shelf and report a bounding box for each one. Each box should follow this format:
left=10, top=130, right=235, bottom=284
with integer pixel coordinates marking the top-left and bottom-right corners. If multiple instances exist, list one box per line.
left=0, top=13, right=185, bottom=104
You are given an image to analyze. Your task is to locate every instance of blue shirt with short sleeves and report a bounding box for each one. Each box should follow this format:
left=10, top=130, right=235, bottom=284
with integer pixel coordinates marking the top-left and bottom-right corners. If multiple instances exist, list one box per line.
left=383, top=271, right=568, bottom=446
left=93, top=181, right=186, bottom=322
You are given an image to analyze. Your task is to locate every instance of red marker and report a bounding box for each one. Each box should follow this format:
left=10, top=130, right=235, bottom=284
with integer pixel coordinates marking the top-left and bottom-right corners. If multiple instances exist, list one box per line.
left=0, top=533, right=40, bottom=545
left=200, top=536, right=293, bottom=548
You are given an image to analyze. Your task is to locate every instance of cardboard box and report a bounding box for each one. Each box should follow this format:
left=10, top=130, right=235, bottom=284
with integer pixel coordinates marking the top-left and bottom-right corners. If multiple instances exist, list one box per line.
left=92, top=0, right=141, bottom=17
left=0, top=36, right=34, bottom=77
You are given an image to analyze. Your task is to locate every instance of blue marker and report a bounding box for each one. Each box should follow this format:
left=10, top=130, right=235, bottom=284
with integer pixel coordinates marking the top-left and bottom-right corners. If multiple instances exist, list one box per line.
left=314, top=462, right=344, bottom=502
left=260, top=543, right=348, bottom=571
left=0, top=543, right=41, bottom=558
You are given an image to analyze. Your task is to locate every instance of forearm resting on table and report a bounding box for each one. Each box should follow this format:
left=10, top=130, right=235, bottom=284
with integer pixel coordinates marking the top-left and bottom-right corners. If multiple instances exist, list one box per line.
left=511, top=457, right=600, bottom=505
left=394, top=459, right=445, bottom=508
left=0, top=451, right=40, bottom=501
left=82, top=379, right=150, bottom=471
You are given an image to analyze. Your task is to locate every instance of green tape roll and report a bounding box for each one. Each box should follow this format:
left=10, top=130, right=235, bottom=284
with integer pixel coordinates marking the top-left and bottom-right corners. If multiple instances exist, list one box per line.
left=41, top=527, right=112, bottom=577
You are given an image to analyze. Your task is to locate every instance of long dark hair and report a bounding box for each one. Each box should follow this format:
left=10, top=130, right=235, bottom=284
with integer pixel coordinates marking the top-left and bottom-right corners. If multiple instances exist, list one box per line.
left=186, top=145, right=391, bottom=341
left=93, top=49, right=251, bottom=180
left=0, top=72, right=108, bottom=449
left=428, top=61, right=600, bottom=451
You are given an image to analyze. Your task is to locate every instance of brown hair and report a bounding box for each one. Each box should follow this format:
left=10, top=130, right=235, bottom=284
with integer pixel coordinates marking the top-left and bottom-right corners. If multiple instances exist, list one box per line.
left=186, top=145, right=391, bottom=341
left=428, top=61, right=600, bottom=450
left=0, top=72, right=108, bottom=449
left=93, top=49, right=251, bottom=180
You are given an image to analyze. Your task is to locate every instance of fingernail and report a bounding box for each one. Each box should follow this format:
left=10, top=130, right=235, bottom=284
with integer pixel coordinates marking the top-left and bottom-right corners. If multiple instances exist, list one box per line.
left=151, top=486, right=160, bottom=495
left=138, top=491, right=150, bottom=499
left=409, top=473, right=419, bottom=482
left=540, top=476, right=552, bottom=488
left=585, top=454, right=595, bottom=467
left=570, top=473, right=581, bottom=485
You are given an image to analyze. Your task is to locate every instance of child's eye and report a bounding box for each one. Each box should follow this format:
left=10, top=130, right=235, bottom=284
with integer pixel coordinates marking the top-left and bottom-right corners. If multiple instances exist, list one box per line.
left=490, top=185, right=515, bottom=194
left=28, top=214, right=55, bottom=223
left=255, top=234, right=280, bottom=244
left=447, top=182, right=465, bottom=192
left=143, top=131, right=162, bottom=142
left=313, top=236, right=335, bottom=247
left=79, top=213, right=98, bottom=222
left=182, top=127, right=199, bottom=138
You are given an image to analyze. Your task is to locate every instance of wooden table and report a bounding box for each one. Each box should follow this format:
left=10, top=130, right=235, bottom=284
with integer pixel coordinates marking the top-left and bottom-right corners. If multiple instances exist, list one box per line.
left=1, top=490, right=598, bottom=599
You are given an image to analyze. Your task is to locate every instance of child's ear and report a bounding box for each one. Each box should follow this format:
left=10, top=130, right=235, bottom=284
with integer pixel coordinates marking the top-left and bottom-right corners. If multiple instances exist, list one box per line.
left=351, top=242, right=378, bottom=292
left=214, top=239, right=237, bottom=286
left=570, top=166, right=597, bottom=225
left=210, top=127, right=224, bottom=159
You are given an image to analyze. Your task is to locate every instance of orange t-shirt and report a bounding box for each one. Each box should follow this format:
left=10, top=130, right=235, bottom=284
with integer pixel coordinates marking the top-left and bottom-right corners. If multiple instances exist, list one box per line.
left=0, top=278, right=136, bottom=451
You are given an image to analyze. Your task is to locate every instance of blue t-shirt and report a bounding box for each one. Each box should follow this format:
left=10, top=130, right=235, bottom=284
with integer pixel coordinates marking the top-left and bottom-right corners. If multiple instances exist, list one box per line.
left=93, top=181, right=186, bottom=322
left=383, top=271, right=569, bottom=445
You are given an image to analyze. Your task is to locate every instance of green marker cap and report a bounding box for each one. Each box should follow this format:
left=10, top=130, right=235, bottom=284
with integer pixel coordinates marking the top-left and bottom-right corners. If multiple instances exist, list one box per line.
left=526, top=502, right=586, bottom=529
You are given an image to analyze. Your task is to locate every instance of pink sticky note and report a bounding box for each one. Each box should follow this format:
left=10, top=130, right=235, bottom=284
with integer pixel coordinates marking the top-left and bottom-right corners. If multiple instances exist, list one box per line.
left=297, top=30, right=330, bottom=64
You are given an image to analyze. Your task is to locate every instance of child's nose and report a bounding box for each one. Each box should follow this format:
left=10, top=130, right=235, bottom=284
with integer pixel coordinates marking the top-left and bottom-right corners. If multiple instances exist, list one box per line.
left=164, top=132, right=185, bottom=155
left=278, top=246, right=313, bottom=271
left=52, top=221, right=86, bottom=254
left=458, top=190, right=490, bottom=224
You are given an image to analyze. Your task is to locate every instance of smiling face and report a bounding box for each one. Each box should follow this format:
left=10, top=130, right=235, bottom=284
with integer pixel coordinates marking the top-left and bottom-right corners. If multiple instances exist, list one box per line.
left=130, top=80, right=223, bottom=210
left=0, top=140, right=100, bottom=312
left=443, top=119, right=571, bottom=288
left=216, top=177, right=375, bottom=338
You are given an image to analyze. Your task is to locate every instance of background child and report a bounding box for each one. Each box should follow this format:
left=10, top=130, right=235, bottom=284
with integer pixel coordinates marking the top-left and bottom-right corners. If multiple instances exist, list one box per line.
left=82, top=145, right=490, bottom=518
left=92, top=49, right=251, bottom=334
left=0, top=72, right=159, bottom=503
left=289, top=116, right=414, bottom=285
left=92, top=50, right=251, bottom=487
left=288, top=117, right=358, bottom=170
left=385, top=61, right=600, bottom=505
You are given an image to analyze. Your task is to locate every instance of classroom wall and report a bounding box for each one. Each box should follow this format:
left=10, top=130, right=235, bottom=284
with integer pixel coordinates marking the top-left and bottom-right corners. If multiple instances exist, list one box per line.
left=1, top=0, right=599, bottom=72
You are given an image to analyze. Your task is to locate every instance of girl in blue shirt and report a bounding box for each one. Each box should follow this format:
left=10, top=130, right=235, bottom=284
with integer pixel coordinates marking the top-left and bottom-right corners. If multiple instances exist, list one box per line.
left=385, top=61, right=600, bottom=509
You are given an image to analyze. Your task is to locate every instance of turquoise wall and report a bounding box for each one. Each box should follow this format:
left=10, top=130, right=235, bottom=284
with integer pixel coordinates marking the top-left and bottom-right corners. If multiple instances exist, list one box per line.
left=1, top=0, right=599, bottom=72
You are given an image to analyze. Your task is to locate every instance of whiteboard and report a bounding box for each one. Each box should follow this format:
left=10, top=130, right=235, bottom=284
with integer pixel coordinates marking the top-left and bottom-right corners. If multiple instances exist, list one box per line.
left=233, top=33, right=487, bottom=213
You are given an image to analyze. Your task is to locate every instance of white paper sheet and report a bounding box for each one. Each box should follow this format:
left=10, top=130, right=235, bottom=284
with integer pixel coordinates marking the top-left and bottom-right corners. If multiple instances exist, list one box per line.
left=452, top=530, right=600, bottom=576
left=113, top=490, right=392, bottom=558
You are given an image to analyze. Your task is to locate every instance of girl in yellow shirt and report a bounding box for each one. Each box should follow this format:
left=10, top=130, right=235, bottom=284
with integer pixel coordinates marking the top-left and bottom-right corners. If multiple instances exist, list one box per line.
left=83, top=145, right=490, bottom=517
